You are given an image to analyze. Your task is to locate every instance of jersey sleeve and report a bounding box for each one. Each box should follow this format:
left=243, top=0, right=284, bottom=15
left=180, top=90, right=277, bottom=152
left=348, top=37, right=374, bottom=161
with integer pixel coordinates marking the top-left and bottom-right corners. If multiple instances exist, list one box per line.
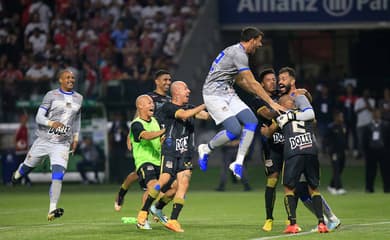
left=164, top=103, right=180, bottom=119
left=250, top=97, right=268, bottom=114
left=39, top=91, right=53, bottom=111
left=131, top=122, right=145, bottom=142
left=295, top=95, right=313, bottom=111
left=233, top=50, right=250, bottom=72
left=72, top=95, right=83, bottom=135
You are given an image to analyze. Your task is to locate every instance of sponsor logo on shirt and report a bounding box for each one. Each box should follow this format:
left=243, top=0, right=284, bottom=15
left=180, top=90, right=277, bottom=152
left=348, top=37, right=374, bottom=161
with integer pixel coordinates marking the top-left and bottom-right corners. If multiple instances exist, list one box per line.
left=272, top=132, right=285, bottom=144
left=289, top=133, right=312, bottom=150
left=175, top=136, right=189, bottom=153
left=48, top=125, right=71, bottom=136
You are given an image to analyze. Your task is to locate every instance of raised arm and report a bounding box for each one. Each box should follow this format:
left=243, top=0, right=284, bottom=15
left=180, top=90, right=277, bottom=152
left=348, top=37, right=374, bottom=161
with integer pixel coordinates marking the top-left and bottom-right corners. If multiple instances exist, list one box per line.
left=236, top=70, right=286, bottom=114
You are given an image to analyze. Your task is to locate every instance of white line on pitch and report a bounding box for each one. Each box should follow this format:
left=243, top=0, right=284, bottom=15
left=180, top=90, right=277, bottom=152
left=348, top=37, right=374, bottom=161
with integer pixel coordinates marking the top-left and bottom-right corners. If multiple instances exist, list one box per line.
left=251, top=221, right=390, bottom=240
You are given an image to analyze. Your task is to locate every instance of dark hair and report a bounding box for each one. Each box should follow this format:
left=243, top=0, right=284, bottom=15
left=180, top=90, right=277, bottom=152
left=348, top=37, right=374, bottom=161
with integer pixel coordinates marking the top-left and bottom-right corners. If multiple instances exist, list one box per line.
left=240, top=27, right=264, bottom=42
left=154, top=69, right=170, bottom=80
left=259, top=68, right=275, bottom=82
left=279, top=67, right=296, bottom=78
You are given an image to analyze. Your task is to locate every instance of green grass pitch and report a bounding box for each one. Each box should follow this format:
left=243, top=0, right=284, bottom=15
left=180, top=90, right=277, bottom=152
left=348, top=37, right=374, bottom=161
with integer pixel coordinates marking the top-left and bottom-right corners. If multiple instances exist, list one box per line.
left=1, top=165, right=390, bottom=240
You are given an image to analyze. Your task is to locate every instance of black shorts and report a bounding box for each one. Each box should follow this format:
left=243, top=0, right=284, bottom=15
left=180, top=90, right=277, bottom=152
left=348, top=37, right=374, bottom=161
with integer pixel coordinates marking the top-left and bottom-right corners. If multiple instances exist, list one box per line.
left=282, top=154, right=319, bottom=189
left=137, top=163, right=160, bottom=190
left=161, top=155, right=192, bottom=177
left=264, top=149, right=283, bottom=176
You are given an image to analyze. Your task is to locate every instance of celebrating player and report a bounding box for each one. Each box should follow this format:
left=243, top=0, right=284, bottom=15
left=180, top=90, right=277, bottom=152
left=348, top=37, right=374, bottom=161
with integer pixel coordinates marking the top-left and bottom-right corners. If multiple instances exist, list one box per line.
left=12, top=69, right=83, bottom=221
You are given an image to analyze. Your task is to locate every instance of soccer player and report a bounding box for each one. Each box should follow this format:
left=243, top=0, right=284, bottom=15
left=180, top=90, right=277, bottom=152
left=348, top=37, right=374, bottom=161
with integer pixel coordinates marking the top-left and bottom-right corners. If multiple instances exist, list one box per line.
left=258, top=67, right=340, bottom=232
left=137, top=81, right=209, bottom=232
left=278, top=67, right=340, bottom=231
left=115, top=70, right=172, bottom=211
left=249, top=68, right=283, bottom=231
left=276, top=94, right=329, bottom=234
left=130, top=94, right=166, bottom=230
left=12, top=69, right=83, bottom=221
left=198, top=26, right=285, bottom=179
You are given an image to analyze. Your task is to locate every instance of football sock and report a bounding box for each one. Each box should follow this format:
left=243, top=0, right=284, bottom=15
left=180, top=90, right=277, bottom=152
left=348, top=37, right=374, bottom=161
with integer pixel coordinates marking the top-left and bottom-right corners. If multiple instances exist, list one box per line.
left=209, top=130, right=232, bottom=150
left=141, top=185, right=160, bottom=211
left=15, top=164, right=34, bottom=179
left=265, top=186, right=276, bottom=220
left=321, top=196, right=337, bottom=221
left=235, top=126, right=255, bottom=165
left=311, top=193, right=325, bottom=223
left=118, top=185, right=128, bottom=197
left=170, top=198, right=185, bottom=220
left=155, top=195, right=172, bottom=209
left=284, top=193, right=297, bottom=225
left=302, top=198, right=316, bottom=216
left=49, top=180, right=62, bottom=212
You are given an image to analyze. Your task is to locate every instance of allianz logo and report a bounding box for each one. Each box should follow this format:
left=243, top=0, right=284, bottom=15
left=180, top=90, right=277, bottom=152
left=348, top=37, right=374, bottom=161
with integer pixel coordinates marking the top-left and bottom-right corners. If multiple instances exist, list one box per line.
left=237, top=0, right=388, bottom=17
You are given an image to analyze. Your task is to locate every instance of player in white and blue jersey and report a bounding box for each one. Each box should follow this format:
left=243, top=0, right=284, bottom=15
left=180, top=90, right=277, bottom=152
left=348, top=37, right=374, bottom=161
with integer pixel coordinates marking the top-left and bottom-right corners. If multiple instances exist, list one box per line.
left=12, top=69, right=83, bottom=221
left=198, top=27, right=285, bottom=179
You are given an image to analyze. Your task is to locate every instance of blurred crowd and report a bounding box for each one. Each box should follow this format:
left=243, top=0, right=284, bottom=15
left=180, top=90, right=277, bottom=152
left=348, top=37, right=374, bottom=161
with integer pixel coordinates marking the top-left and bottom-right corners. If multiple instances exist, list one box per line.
left=0, top=0, right=202, bottom=122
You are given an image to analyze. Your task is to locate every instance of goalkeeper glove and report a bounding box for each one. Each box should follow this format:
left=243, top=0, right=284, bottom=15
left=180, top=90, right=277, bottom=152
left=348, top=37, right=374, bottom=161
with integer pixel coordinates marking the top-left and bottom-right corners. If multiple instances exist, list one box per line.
left=286, top=111, right=296, bottom=121
left=276, top=114, right=288, bottom=129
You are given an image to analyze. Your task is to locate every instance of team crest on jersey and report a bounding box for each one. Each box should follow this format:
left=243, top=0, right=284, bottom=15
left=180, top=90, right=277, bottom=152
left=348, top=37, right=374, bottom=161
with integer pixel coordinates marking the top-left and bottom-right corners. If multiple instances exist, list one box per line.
left=176, top=136, right=189, bottom=153
left=165, top=160, right=173, bottom=169
left=289, top=133, right=312, bottom=150
left=272, top=132, right=284, bottom=144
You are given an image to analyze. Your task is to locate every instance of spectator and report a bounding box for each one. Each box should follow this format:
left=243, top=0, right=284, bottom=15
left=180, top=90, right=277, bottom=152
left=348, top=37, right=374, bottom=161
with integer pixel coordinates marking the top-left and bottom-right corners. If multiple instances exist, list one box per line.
left=108, top=112, right=130, bottom=183
left=338, top=84, right=359, bottom=157
left=77, top=136, right=104, bottom=184
left=0, top=62, right=24, bottom=121
left=111, top=21, right=131, bottom=50
left=378, top=88, right=390, bottom=123
left=163, top=23, right=181, bottom=57
left=325, top=110, right=347, bottom=195
left=313, top=85, right=335, bottom=152
left=365, top=109, right=390, bottom=193
left=354, top=88, right=375, bottom=159
left=82, top=61, right=98, bottom=99
left=28, top=28, right=47, bottom=54
left=29, top=0, right=53, bottom=23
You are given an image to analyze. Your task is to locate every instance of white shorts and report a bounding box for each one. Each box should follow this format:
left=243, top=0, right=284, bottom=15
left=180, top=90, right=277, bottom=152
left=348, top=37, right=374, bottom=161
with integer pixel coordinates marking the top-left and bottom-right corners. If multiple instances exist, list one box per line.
left=203, top=93, right=250, bottom=125
left=24, top=138, right=71, bottom=169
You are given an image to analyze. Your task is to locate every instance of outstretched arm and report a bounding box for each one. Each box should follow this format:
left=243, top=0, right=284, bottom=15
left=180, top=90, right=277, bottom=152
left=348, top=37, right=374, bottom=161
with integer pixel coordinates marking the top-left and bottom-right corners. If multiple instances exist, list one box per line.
left=175, top=104, right=207, bottom=121
left=236, top=70, right=286, bottom=114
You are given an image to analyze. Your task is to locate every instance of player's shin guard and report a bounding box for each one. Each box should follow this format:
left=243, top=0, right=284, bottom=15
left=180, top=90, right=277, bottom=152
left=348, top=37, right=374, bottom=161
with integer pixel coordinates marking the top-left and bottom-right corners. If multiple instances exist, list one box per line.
left=311, top=192, right=325, bottom=224
left=142, top=184, right=161, bottom=211
left=321, top=196, right=337, bottom=221
left=170, top=197, right=185, bottom=220
left=265, top=177, right=277, bottom=219
left=155, top=195, right=172, bottom=210
left=235, top=123, right=257, bottom=165
left=49, top=165, right=65, bottom=212
left=14, top=164, right=34, bottom=180
left=284, top=192, right=298, bottom=225
left=209, top=130, right=236, bottom=149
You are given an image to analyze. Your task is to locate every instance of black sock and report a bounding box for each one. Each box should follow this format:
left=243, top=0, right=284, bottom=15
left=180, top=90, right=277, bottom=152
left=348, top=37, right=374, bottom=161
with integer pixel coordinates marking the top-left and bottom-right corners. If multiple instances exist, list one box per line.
left=141, top=195, right=156, bottom=212
left=265, top=187, right=276, bottom=220
left=170, top=198, right=185, bottom=220
left=311, top=195, right=325, bottom=224
left=118, top=187, right=128, bottom=198
left=155, top=195, right=171, bottom=209
left=284, top=194, right=297, bottom=225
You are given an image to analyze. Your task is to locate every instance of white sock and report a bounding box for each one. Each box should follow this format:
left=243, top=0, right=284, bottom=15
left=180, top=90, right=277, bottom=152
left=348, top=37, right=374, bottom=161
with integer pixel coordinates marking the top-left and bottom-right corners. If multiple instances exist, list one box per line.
left=49, top=203, right=57, bottom=213
left=235, top=154, right=245, bottom=165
